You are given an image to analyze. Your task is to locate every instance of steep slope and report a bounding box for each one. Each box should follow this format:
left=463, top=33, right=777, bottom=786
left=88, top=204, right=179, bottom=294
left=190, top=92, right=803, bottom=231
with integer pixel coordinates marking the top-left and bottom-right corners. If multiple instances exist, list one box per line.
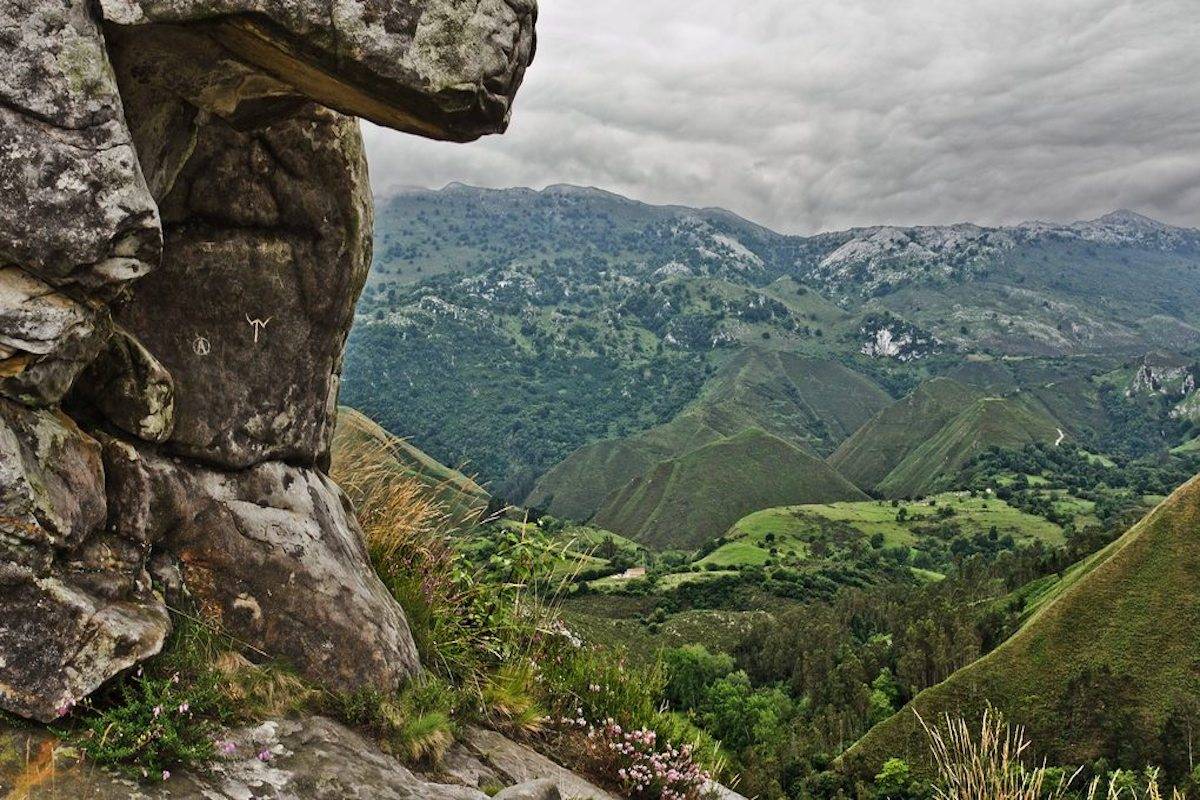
left=526, top=350, right=888, bottom=520
left=843, top=473, right=1200, bottom=774
left=524, top=411, right=725, bottom=520
left=829, top=378, right=985, bottom=492
left=875, top=396, right=1062, bottom=499
left=590, top=428, right=868, bottom=551
left=696, top=349, right=893, bottom=451
left=332, top=406, right=490, bottom=522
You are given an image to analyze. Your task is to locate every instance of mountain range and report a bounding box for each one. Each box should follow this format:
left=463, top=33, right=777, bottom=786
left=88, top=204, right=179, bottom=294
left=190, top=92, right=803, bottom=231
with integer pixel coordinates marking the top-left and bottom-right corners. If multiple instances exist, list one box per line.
left=342, top=184, right=1200, bottom=513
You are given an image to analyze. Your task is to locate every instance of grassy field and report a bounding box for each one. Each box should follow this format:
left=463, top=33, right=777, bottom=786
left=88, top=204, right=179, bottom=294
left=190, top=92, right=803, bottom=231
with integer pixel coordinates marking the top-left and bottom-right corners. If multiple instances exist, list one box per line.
left=696, top=493, right=1065, bottom=570
left=843, top=474, right=1200, bottom=778
left=1173, top=435, right=1200, bottom=454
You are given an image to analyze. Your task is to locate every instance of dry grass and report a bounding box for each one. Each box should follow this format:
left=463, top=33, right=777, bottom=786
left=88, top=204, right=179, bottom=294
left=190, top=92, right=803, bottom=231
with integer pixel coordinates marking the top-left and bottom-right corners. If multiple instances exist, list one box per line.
left=330, top=424, right=581, bottom=733
left=213, top=652, right=317, bottom=720
left=918, top=709, right=1187, bottom=800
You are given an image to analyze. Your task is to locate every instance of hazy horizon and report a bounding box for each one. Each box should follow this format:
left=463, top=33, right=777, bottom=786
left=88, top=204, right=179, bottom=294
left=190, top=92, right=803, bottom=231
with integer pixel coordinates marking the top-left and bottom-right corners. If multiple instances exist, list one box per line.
left=364, top=0, right=1200, bottom=236
left=371, top=180, right=1197, bottom=236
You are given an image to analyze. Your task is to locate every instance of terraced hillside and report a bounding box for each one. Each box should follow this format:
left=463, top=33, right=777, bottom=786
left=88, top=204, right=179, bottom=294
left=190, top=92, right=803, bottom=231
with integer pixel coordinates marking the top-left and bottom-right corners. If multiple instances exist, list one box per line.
left=590, top=428, right=868, bottom=550
left=843, top=473, right=1200, bottom=776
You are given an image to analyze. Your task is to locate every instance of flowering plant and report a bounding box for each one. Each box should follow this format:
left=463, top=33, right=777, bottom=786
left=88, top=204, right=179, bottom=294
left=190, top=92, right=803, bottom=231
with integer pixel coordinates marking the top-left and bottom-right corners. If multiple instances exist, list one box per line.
left=561, top=713, right=713, bottom=800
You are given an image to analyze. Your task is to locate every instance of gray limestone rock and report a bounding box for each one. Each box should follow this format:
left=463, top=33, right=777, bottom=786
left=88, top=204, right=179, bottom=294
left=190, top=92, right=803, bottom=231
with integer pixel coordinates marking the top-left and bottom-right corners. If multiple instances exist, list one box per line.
left=0, top=0, right=161, bottom=292
left=112, top=99, right=372, bottom=469
left=0, top=0, right=535, bottom=722
left=0, top=267, right=113, bottom=407
left=70, top=327, right=175, bottom=442
left=103, top=443, right=421, bottom=691
left=0, top=399, right=169, bottom=722
left=98, top=0, right=537, bottom=141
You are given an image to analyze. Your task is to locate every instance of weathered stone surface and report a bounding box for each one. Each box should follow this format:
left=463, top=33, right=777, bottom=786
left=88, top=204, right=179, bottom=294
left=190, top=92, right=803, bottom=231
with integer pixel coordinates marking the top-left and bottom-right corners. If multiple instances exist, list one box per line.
left=493, top=779, right=563, bottom=800
left=111, top=89, right=372, bottom=469
left=70, top=327, right=175, bottom=442
left=0, top=569, right=169, bottom=723
left=0, top=399, right=106, bottom=560
left=464, top=728, right=620, bottom=800
left=98, top=0, right=537, bottom=141
left=0, top=716, right=550, bottom=799
left=0, top=400, right=168, bottom=722
left=1, top=0, right=535, bottom=724
left=0, top=0, right=161, bottom=291
left=103, top=443, right=421, bottom=690
left=0, top=267, right=112, bottom=407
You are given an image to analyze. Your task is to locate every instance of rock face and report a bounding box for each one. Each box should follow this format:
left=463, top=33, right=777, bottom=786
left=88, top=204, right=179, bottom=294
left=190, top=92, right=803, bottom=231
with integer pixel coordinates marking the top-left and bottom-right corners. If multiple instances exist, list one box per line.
left=0, top=0, right=535, bottom=720
left=0, top=716, right=551, bottom=799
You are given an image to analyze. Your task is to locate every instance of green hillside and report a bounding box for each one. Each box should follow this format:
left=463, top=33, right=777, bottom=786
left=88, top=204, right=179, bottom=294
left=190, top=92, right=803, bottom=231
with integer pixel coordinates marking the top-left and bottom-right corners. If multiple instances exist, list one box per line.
left=524, top=410, right=725, bottom=521
left=704, top=492, right=1065, bottom=570
left=526, top=349, right=889, bottom=520
left=829, top=378, right=984, bottom=492
left=875, top=396, right=1063, bottom=499
left=591, top=428, right=868, bottom=550
left=694, top=349, right=892, bottom=453
left=843, top=473, right=1200, bottom=776
left=1174, top=436, right=1200, bottom=454
left=331, top=406, right=490, bottom=522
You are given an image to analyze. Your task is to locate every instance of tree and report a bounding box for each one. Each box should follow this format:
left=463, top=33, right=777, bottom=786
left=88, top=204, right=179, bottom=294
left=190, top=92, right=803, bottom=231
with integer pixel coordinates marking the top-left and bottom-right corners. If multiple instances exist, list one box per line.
left=662, top=645, right=735, bottom=712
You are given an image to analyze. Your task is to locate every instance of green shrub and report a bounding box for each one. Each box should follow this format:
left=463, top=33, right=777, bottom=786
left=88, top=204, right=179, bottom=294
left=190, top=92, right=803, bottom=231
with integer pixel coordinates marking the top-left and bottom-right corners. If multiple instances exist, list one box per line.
left=663, top=644, right=735, bottom=712
left=324, top=677, right=459, bottom=765
left=57, top=619, right=232, bottom=780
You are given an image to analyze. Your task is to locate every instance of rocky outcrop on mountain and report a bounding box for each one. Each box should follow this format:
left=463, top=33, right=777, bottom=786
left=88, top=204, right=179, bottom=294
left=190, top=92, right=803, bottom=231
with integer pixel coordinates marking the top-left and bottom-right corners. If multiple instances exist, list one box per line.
left=1125, top=353, right=1200, bottom=421
left=859, top=313, right=941, bottom=361
left=0, top=0, right=535, bottom=721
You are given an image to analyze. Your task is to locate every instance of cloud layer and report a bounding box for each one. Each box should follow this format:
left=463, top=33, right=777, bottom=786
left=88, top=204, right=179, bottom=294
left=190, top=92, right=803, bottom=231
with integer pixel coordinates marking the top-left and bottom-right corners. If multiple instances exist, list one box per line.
left=363, top=0, right=1200, bottom=234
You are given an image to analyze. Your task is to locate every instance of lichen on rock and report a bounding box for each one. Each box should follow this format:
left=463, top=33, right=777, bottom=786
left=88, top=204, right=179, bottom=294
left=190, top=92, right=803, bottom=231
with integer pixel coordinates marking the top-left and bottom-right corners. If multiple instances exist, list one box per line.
left=0, top=0, right=535, bottom=721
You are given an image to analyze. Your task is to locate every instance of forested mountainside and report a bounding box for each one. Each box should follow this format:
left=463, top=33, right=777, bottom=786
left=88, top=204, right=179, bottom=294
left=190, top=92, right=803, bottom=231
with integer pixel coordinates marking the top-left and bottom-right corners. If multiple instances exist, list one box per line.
left=336, top=183, right=1200, bottom=798
left=342, top=183, right=1200, bottom=499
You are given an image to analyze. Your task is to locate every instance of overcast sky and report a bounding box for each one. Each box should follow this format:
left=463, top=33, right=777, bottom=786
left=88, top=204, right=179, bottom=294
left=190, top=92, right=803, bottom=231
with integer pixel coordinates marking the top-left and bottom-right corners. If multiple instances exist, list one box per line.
left=363, top=0, right=1200, bottom=235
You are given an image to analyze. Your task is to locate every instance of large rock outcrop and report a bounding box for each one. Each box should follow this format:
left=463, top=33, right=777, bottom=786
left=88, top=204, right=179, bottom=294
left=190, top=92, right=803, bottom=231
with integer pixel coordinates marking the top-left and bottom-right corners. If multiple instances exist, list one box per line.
left=0, top=0, right=535, bottom=721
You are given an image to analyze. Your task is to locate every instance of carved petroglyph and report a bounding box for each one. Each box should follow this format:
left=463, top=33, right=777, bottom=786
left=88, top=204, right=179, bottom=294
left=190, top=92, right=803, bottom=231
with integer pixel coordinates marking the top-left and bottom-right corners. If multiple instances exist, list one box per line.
left=245, top=315, right=272, bottom=343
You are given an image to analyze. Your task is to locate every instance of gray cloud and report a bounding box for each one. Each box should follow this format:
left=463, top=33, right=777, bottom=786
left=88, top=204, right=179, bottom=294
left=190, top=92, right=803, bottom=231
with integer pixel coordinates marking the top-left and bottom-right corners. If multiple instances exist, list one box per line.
left=362, top=0, right=1200, bottom=234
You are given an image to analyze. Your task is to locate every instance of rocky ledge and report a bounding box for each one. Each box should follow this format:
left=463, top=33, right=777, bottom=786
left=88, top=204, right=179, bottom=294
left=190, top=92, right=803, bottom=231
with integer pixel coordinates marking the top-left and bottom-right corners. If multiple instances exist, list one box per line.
left=0, top=0, right=535, bottom=721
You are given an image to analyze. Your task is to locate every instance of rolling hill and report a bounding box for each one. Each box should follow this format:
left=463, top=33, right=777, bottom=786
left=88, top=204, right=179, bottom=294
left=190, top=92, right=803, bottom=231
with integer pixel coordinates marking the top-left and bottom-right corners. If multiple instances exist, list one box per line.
left=874, top=396, right=1063, bottom=499
left=842, top=473, right=1200, bottom=776
left=525, top=349, right=889, bottom=520
left=589, top=428, right=868, bottom=550
left=829, top=378, right=985, bottom=493
left=829, top=378, right=1064, bottom=499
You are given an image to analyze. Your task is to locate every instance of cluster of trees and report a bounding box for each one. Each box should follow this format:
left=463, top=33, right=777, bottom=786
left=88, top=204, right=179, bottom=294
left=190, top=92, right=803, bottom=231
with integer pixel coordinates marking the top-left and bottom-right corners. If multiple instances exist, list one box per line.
left=342, top=315, right=708, bottom=498
left=651, top=552, right=1059, bottom=799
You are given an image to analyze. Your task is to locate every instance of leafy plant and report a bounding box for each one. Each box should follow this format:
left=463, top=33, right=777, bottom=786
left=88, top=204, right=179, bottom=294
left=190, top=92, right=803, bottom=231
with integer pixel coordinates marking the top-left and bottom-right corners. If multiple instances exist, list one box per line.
left=56, top=619, right=233, bottom=780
